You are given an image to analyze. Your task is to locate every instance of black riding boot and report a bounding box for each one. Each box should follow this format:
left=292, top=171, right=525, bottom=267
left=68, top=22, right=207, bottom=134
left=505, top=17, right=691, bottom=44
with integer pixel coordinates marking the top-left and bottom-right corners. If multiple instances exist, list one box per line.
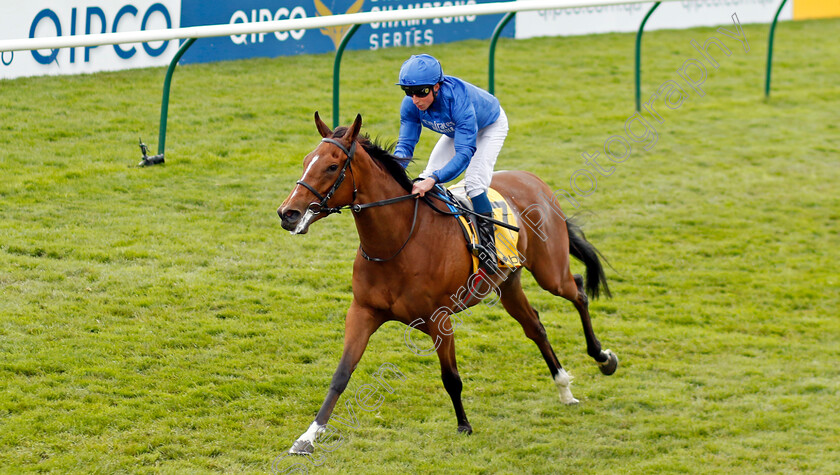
left=475, top=212, right=498, bottom=273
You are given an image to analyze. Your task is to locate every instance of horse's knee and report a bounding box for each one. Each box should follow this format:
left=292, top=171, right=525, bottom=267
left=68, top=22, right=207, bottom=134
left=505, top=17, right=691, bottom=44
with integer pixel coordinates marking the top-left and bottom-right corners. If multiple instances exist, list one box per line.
left=523, top=319, right=548, bottom=343
left=329, top=366, right=352, bottom=394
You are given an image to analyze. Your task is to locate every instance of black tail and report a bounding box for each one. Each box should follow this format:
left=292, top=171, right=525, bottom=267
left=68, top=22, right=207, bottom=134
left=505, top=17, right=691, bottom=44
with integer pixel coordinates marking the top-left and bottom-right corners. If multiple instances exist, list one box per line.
left=566, top=219, right=611, bottom=299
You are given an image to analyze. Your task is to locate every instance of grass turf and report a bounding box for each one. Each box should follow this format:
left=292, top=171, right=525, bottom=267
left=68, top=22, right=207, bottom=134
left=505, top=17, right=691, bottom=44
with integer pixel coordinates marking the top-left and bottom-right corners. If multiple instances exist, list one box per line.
left=1, top=17, right=838, bottom=473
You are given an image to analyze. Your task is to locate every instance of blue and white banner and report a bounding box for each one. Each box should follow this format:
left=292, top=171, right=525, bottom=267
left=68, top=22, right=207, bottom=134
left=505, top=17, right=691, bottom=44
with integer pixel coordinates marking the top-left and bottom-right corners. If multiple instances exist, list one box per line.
left=0, top=0, right=509, bottom=78
left=0, top=1, right=181, bottom=79
left=177, top=0, right=510, bottom=64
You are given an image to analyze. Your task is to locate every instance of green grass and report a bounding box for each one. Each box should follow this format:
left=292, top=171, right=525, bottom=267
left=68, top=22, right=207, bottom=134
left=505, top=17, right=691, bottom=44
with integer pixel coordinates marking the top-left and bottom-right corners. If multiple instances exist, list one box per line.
left=1, top=17, right=839, bottom=473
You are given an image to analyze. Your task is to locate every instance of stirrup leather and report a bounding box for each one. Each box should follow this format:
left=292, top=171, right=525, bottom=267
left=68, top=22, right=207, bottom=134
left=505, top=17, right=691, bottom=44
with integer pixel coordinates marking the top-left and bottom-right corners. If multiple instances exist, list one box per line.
left=472, top=214, right=498, bottom=272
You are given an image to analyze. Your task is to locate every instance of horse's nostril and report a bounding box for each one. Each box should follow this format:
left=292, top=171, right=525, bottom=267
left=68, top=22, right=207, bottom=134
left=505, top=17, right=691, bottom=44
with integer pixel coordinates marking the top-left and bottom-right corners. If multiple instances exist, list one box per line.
left=284, top=209, right=301, bottom=222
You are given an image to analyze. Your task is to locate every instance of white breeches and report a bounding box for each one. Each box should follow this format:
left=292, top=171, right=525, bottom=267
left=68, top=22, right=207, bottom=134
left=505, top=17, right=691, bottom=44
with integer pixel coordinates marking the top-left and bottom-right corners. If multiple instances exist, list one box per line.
left=420, top=107, right=509, bottom=198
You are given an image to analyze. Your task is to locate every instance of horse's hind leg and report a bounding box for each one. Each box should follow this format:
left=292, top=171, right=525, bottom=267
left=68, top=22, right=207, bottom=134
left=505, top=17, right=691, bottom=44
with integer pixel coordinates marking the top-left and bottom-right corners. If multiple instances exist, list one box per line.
left=530, top=259, right=618, bottom=375
left=571, top=274, right=618, bottom=375
left=498, top=270, right=579, bottom=405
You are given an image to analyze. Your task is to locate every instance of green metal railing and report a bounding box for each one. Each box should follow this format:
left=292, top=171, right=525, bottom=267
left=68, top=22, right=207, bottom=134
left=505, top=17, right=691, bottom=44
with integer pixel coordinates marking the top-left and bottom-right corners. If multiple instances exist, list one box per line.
left=635, top=2, right=661, bottom=112
left=765, top=0, right=789, bottom=98
left=156, top=38, right=197, bottom=158
left=332, top=25, right=362, bottom=129
left=488, top=12, right=516, bottom=95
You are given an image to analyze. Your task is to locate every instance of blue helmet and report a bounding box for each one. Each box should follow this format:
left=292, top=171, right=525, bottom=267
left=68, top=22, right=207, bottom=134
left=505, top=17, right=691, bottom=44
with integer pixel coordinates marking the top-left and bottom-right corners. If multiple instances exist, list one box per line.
left=396, top=54, right=444, bottom=86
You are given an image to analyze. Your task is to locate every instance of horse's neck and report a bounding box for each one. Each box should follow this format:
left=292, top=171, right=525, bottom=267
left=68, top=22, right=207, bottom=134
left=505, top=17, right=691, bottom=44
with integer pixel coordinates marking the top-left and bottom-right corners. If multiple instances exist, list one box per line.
left=352, top=155, right=418, bottom=258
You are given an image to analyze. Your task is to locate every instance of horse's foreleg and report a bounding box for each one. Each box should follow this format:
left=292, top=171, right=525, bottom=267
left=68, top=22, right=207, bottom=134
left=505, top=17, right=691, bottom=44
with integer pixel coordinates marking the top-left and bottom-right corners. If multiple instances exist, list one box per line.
left=434, top=329, right=472, bottom=434
left=289, top=302, right=381, bottom=455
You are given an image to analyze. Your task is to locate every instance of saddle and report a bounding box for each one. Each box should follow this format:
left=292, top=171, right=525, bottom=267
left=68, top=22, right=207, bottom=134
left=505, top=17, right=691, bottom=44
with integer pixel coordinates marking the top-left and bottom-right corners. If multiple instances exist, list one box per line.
left=432, top=183, right=523, bottom=274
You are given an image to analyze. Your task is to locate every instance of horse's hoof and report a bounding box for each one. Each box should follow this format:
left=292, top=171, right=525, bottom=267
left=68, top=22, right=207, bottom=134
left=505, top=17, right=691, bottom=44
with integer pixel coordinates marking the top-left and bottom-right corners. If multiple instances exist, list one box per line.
left=288, top=439, right=314, bottom=455
left=457, top=424, right=473, bottom=435
left=598, top=349, right=618, bottom=376
left=560, top=394, right=580, bottom=405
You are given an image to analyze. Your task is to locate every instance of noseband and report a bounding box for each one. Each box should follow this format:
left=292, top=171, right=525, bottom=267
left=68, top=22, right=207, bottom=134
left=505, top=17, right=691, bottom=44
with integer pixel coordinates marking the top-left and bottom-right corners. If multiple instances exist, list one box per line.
left=295, top=138, right=358, bottom=215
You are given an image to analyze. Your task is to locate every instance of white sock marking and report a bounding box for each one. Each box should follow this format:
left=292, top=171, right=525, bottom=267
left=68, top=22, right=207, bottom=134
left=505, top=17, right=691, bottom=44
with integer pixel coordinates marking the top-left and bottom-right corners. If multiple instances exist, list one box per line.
left=554, top=368, right=579, bottom=405
left=299, top=420, right=324, bottom=445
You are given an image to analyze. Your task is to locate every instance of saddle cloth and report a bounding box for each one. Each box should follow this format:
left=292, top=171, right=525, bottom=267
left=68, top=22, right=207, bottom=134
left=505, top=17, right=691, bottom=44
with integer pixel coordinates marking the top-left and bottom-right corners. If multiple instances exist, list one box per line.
left=445, top=183, right=523, bottom=273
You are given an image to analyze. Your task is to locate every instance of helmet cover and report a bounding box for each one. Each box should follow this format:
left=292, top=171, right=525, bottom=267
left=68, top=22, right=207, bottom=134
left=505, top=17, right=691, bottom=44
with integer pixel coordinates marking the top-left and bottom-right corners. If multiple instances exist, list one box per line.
left=397, top=54, right=444, bottom=86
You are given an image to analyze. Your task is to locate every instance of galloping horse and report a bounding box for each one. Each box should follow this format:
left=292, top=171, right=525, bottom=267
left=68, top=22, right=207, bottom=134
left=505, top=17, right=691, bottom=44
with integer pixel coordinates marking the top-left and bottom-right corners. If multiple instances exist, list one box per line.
left=278, top=113, right=618, bottom=454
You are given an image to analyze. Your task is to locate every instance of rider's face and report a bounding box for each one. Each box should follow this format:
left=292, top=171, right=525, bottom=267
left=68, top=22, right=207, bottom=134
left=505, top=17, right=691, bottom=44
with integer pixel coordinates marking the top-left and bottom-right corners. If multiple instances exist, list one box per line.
left=411, top=84, right=439, bottom=111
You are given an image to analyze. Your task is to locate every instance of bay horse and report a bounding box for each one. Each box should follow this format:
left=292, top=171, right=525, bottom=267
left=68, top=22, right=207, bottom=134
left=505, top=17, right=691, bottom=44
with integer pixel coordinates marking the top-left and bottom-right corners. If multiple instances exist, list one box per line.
left=277, top=113, right=618, bottom=455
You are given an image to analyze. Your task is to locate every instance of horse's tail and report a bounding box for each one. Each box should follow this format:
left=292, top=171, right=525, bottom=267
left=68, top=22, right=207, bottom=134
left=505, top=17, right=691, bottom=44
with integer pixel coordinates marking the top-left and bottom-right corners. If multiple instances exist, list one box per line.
left=566, top=219, right=612, bottom=299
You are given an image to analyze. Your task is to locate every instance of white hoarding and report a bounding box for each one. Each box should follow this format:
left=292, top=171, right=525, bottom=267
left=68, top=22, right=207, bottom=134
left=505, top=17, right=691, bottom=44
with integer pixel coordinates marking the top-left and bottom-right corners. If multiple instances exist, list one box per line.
left=1, top=1, right=181, bottom=80
left=515, top=0, right=792, bottom=39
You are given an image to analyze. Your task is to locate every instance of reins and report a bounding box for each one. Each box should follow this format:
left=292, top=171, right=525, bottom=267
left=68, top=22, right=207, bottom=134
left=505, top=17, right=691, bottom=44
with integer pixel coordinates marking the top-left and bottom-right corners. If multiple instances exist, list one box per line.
left=421, top=189, right=520, bottom=232
left=359, top=198, right=420, bottom=262
left=356, top=190, right=520, bottom=263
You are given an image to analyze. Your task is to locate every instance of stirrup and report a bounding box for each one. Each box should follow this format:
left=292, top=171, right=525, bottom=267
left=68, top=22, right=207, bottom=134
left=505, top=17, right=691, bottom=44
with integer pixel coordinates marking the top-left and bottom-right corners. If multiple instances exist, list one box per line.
left=468, top=243, right=497, bottom=272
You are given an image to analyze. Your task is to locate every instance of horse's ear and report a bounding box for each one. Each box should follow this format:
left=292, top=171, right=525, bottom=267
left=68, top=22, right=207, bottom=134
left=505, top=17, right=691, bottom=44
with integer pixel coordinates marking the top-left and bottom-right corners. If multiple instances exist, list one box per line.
left=347, top=114, right=362, bottom=144
left=314, top=111, right=332, bottom=138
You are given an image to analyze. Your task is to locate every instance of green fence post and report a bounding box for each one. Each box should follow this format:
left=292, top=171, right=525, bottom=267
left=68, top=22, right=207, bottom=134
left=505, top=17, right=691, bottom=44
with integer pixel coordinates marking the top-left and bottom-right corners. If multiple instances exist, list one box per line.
left=333, top=24, right=361, bottom=129
left=157, top=38, right=197, bottom=157
left=765, top=0, right=789, bottom=98
left=488, top=12, right=515, bottom=95
left=635, top=2, right=660, bottom=112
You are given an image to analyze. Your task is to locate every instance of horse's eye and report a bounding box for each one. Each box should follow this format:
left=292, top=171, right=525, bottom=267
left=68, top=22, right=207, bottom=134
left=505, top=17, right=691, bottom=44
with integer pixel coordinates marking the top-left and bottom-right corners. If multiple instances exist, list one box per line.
left=327, top=164, right=339, bottom=172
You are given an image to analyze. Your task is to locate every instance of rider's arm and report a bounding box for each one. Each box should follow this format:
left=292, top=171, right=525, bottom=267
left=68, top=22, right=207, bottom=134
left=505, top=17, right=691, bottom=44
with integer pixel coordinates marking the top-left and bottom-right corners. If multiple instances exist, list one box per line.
left=394, top=97, right=421, bottom=167
left=430, top=94, right=477, bottom=183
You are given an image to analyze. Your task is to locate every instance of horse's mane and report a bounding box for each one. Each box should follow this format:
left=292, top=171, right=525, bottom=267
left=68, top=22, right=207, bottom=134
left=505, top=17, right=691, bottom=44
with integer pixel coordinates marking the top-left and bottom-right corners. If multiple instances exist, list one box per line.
left=332, top=126, right=414, bottom=192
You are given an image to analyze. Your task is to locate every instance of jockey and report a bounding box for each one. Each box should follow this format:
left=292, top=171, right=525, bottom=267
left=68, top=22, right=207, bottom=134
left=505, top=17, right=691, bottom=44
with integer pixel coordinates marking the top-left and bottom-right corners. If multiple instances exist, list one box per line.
left=394, top=54, right=509, bottom=273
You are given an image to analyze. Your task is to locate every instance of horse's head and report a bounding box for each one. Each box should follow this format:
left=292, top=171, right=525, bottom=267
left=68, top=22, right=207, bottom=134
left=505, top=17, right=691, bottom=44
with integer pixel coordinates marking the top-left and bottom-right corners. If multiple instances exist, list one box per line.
left=278, top=112, right=362, bottom=234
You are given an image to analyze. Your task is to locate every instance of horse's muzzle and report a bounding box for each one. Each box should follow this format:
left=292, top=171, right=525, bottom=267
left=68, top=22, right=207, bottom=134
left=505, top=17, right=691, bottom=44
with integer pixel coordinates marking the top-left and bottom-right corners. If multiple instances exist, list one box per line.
left=278, top=207, right=302, bottom=232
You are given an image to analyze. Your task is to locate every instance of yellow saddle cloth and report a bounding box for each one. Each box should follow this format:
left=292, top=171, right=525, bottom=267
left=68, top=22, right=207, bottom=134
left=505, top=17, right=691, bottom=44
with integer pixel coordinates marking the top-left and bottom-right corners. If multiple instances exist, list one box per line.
left=447, top=184, right=523, bottom=274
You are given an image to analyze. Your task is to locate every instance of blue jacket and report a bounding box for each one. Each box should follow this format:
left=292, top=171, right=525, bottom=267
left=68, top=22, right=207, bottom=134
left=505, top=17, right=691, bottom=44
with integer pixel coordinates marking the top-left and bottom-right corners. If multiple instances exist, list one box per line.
left=395, top=76, right=501, bottom=183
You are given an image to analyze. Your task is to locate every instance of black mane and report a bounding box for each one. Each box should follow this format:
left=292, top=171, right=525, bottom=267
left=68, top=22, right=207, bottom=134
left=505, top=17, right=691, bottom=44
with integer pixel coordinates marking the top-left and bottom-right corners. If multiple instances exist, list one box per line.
left=332, top=126, right=414, bottom=192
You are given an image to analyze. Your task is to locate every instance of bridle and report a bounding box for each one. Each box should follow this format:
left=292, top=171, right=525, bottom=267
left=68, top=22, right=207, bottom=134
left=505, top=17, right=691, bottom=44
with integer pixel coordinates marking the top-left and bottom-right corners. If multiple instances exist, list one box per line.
left=295, top=138, right=358, bottom=216
left=294, top=137, right=420, bottom=262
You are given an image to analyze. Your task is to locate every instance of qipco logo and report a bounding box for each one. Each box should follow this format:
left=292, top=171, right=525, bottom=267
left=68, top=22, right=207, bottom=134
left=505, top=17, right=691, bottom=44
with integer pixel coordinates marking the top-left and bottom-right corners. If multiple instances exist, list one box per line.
left=228, top=7, right=309, bottom=45
left=29, top=3, right=174, bottom=65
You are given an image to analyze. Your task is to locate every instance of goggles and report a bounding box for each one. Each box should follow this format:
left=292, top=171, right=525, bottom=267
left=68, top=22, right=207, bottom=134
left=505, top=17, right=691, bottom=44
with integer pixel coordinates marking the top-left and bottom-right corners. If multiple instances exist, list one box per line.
left=401, top=85, right=433, bottom=98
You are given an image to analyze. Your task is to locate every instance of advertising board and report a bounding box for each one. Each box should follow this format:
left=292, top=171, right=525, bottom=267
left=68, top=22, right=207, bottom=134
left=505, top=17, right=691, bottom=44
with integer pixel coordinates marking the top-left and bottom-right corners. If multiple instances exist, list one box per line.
left=0, top=0, right=181, bottom=79
left=177, top=0, right=510, bottom=64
